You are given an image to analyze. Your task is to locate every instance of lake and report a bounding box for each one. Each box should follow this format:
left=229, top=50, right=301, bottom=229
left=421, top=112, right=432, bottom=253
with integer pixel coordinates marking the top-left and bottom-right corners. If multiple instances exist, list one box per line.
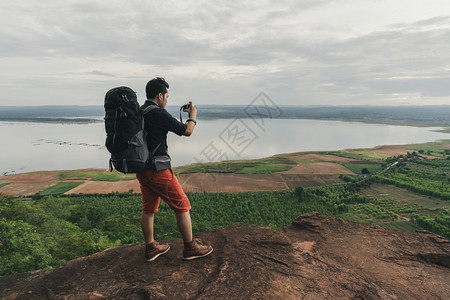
left=0, top=118, right=449, bottom=174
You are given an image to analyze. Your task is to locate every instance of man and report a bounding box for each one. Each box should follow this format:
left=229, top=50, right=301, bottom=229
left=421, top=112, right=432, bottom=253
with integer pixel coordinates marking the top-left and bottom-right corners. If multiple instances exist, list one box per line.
left=136, top=77, right=213, bottom=262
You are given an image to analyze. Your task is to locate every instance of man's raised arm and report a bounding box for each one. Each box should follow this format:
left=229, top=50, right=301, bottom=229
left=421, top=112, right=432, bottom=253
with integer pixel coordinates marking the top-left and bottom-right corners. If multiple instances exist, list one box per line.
left=183, top=101, right=197, bottom=136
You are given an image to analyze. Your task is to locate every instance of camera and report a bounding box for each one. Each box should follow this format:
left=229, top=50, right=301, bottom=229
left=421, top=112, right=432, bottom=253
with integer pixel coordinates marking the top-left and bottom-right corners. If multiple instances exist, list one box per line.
left=181, top=103, right=191, bottom=112
left=179, top=103, right=191, bottom=122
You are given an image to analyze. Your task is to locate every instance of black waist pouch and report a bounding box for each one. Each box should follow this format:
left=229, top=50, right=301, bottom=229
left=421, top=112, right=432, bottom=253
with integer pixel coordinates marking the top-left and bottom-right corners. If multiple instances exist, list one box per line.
left=151, top=155, right=171, bottom=171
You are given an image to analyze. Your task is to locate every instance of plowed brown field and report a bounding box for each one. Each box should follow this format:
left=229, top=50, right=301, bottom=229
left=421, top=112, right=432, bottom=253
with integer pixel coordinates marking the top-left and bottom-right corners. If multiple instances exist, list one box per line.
left=307, top=162, right=355, bottom=174
left=0, top=173, right=59, bottom=196
left=65, top=180, right=141, bottom=194
left=279, top=165, right=312, bottom=174
left=178, top=173, right=288, bottom=192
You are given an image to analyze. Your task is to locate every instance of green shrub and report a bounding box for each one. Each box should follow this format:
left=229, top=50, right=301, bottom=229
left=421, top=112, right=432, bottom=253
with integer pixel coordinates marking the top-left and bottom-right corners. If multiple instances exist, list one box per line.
left=343, top=163, right=383, bottom=174
left=35, top=182, right=83, bottom=196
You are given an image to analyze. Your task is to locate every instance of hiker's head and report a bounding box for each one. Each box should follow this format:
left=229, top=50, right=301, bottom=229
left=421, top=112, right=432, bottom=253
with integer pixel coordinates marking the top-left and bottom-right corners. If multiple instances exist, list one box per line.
left=146, top=77, right=169, bottom=101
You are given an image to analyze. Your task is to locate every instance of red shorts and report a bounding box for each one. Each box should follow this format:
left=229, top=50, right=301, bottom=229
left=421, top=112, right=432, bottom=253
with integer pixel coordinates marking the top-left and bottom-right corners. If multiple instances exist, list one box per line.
left=136, top=169, right=191, bottom=214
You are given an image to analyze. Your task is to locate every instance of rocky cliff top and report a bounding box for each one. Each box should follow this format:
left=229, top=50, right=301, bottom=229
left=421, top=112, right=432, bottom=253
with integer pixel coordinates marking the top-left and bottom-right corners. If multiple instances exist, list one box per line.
left=1, top=213, right=449, bottom=299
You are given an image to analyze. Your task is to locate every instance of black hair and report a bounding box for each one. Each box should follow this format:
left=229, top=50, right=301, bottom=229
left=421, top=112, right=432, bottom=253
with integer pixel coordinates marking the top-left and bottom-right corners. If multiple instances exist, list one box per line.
left=145, top=77, right=169, bottom=100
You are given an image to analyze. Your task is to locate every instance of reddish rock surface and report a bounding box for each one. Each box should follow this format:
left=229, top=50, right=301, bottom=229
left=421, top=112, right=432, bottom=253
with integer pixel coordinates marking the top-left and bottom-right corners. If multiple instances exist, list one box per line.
left=1, top=213, right=449, bottom=299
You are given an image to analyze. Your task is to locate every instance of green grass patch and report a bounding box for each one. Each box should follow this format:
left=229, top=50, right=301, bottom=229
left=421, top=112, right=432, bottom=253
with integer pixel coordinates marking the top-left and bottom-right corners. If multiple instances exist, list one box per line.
left=35, top=182, right=83, bottom=196
left=58, top=170, right=105, bottom=180
left=177, top=155, right=297, bottom=174
left=342, top=163, right=383, bottom=174
left=235, top=165, right=293, bottom=174
left=256, top=156, right=298, bottom=165
left=377, top=221, right=423, bottom=232
left=91, top=173, right=136, bottom=181
left=329, top=150, right=389, bottom=161
left=58, top=170, right=135, bottom=181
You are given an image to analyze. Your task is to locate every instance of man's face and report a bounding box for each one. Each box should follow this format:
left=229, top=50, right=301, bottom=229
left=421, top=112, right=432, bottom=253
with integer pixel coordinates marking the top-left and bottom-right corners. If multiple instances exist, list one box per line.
left=158, top=89, right=169, bottom=108
left=162, top=90, right=169, bottom=108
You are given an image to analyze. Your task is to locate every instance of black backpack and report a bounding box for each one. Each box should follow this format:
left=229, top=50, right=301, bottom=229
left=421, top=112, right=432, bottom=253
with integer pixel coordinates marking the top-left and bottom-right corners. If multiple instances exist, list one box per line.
left=104, top=86, right=157, bottom=174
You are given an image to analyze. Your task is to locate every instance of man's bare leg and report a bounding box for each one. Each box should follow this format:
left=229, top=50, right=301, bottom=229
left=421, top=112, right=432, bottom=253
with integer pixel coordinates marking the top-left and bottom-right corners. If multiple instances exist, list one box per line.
left=176, top=211, right=193, bottom=242
left=142, top=212, right=170, bottom=261
left=141, top=212, right=155, bottom=244
left=177, top=211, right=213, bottom=260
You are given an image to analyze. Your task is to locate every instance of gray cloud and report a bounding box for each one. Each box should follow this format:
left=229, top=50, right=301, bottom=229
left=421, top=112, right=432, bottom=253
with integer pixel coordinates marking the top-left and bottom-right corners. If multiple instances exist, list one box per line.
left=0, top=1, right=449, bottom=106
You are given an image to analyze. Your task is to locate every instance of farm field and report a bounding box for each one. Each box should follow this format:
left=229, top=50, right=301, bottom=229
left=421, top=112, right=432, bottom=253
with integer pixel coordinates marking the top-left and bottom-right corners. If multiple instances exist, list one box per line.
left=1, top=141, right=449, bottom=195
left=359, top=184, right=448, bottom=211
left=0, top=173, right=59, bottom=195
left=1, top=140, right=449, bottom=276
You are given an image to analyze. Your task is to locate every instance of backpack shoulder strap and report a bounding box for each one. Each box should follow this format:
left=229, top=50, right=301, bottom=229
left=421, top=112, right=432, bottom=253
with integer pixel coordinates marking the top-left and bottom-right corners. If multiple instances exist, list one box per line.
left=141, top=105, right=158, bottom=115
left=140, top=105, right=159, bottom=130
left=140, top=105, right=162, bottom=155
left=151, top=143, right=161, bottom=156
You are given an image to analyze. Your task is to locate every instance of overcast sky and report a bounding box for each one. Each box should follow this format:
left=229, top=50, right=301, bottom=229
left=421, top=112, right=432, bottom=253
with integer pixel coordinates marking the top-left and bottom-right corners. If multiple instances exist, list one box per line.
left=1, top=0, right=449, bottom=107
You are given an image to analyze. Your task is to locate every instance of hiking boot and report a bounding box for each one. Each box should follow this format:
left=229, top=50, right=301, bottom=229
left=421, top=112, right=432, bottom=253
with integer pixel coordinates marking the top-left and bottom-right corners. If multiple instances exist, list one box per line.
left=145, top=241, right=170, bottom=262
left=183, top=238, right=213, bottom=260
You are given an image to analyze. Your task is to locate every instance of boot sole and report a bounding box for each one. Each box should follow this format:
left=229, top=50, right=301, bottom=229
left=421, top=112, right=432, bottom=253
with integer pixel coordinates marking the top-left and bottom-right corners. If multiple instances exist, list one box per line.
left=145, top=246, right=170, bottom=262
left=183, top=248, right=213, bottom=260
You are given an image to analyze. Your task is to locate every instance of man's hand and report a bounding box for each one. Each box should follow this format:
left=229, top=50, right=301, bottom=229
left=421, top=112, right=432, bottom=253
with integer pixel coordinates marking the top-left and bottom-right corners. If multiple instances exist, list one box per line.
left=186, top=101, right=197, bottom=119
left=183, top=101, right=197, bottom=136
